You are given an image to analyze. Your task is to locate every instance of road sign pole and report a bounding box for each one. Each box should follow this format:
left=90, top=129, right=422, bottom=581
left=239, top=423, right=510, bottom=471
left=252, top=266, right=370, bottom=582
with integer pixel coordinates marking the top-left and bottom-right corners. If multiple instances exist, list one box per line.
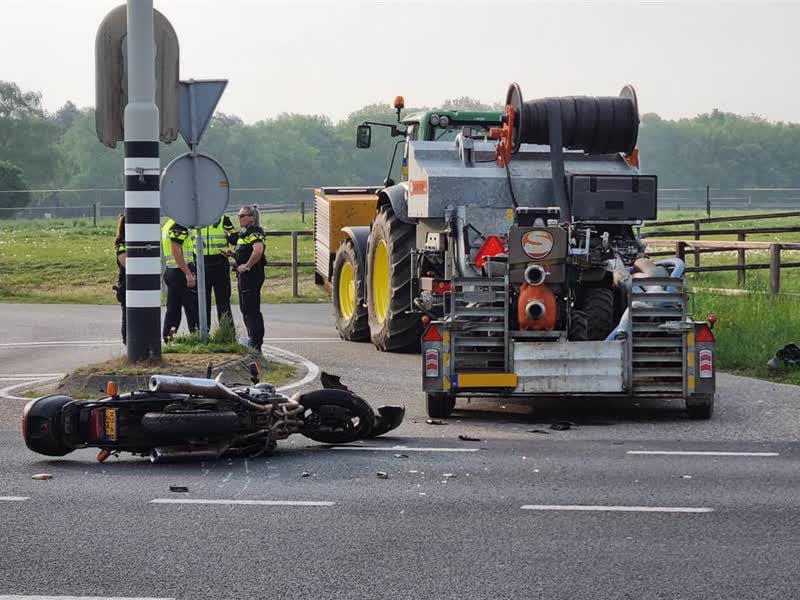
left=188, top=81, right=209, bottom=343
left=124, top=0, right=161, bottom=360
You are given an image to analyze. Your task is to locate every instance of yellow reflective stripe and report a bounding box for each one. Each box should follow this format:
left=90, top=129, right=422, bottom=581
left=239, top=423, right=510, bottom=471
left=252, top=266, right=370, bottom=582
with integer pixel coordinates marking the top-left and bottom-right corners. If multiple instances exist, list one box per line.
left=457, top=373, right=518, bottom=388
left=687, top=375, right=696, bottom=393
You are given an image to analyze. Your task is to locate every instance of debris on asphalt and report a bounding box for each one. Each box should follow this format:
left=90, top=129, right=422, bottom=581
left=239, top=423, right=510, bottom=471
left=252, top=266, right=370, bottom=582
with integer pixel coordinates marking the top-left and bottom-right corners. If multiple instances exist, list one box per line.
left=376, top=471, right=389, bottom=479
left=680, top=474, right=693, bottom=480
left=458, top=434, right=481, bottom=442
left=31, top=473, right=52, bottom=481
left=527, top=429, right=549, bottom=435
left=767, top=343, right=800, bottom=370
left=300, top=471, right=311, bottom=478
left=426, top=419, right=447, bottom=425
left=549, top=421, right=576, bottom=431
left=442, top=473, right=456, bottom=479
left=394, top=453, right=409, bottom=458
left=169, top=485, right=189, bottom=493
left=409, top=469, right=419, bottom=474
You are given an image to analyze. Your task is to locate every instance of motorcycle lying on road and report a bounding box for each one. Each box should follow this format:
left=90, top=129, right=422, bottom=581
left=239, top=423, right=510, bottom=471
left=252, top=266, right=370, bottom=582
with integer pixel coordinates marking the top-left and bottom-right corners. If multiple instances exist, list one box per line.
left=23, top=365, right=404, bottom=463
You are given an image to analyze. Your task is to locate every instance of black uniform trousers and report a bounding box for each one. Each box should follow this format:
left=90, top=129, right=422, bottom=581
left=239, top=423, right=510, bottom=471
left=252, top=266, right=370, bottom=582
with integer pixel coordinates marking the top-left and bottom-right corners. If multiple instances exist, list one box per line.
left=237, top=267, right=265, bottom=350
left=115, top=280, right=126, bottom=345
left=203, top=254, right=233, bottom=326
left=163, top=266, right=199, bottom=339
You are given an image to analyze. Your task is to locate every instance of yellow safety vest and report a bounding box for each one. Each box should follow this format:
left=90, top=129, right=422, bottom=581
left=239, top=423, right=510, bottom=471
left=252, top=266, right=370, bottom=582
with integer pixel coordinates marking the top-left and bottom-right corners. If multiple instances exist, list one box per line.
left=199, top=216, right=235, bottom=256
left=161, top=219, right=195, bottom=269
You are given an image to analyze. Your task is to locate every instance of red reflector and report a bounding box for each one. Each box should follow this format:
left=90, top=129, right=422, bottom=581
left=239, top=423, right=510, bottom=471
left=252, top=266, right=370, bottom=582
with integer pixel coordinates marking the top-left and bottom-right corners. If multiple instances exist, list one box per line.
left=422, top=324, right=443, bottom=342
left=696, top=324, right=715, bottom=343
left=431, top=280, right=451, bottom=294
left=475, top=235, right=506, bottom=268
left=88, top=408, right=104, bottom=441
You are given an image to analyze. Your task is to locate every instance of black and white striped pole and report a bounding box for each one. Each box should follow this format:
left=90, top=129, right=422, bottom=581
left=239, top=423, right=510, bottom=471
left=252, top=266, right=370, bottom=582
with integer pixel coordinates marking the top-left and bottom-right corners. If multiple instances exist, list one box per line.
left=124, top=0, right=161, bottom=360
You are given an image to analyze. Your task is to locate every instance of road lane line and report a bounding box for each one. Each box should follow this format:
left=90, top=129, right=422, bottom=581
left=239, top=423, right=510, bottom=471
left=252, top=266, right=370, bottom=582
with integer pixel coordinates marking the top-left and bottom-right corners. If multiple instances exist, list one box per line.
left=627, top=450, right=779, bottom=457
left=0, top=341, right=119, bottom=348
left=0, top=595, right=175, bottom=600
left=0, top=374, right=65, bottom=378
left=521, top=504, right=713, bottom=514
left=265, top=345, right=321, bottom=393
left=0, top=377, right=64, bottom=401
left=0, top=496, right=29, bottom=502
left=330, top=446, right=479, bottom=453
left=150, top=498, right=334, bottom=507
left=264, top=337, right=341, bottom=342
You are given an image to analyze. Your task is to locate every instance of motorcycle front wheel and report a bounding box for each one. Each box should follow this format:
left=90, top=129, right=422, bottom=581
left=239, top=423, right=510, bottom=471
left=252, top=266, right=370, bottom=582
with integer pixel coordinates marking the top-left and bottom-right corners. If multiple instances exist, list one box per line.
left=296, top=389, right=375, bottom=444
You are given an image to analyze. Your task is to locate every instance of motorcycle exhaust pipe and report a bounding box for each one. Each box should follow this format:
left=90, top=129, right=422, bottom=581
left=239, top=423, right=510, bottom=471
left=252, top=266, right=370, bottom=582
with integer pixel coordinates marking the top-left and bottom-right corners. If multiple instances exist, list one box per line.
left=525, top=300, right=546, bottom=321
left=150, top=445, right=227, bottom=464
left=149, top=375, right=242, bottom=403
left=523, top=264, right=547, bottom=286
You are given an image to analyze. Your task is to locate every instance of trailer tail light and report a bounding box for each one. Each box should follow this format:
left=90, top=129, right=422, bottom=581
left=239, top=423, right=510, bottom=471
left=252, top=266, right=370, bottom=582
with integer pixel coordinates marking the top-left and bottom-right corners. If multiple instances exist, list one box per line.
left=696, top=323, right=715, bottom=343
left=698, top=349, right=714, bottom=378
left=422, top=323, right=443, bottom=343
left=475, top=235, right=506, bottom=269
left=424, top=349, right=440, bottom=378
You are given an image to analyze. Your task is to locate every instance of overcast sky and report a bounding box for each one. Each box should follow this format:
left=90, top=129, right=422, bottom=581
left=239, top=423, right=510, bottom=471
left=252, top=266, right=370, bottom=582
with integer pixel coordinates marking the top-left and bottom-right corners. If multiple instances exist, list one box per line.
left=2, top=0, right=799, bottom=123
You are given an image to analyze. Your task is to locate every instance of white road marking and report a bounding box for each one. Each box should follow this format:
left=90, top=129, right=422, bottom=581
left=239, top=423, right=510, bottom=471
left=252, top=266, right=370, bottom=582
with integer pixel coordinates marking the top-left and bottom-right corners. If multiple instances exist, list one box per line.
left=330, top=445, right=479, bottom=453
left=0, top=341, right=118, bottom=348
left=0, top=377, right=64, bottom=401
left=0, top=496, right=29, bottom=502
left=150, top=498, right=334, bottom=507
left=265, top=344, right=320, bottom=393
left=521, top=504, right=713, bottom=514
left=627, top=450, right=779, bottom=457
left=0, top=596, right=174, bottom=600
left=265, top=337, right=341, bottom=342
left=0, top=374, right=65, bottom=378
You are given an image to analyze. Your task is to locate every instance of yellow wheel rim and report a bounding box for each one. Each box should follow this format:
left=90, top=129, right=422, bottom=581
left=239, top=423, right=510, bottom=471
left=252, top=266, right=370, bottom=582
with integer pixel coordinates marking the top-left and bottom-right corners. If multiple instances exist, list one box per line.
left=372, top=240, right=390, bottom=323
left=338, top=261, right=356, bottom=320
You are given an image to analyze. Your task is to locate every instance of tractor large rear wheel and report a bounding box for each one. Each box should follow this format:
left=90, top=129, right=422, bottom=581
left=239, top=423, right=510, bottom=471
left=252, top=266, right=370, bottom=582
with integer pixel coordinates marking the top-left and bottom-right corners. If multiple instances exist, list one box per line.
left=367, top=205, right=420, bottom=352
left=332, top=239, right=369, bottom=342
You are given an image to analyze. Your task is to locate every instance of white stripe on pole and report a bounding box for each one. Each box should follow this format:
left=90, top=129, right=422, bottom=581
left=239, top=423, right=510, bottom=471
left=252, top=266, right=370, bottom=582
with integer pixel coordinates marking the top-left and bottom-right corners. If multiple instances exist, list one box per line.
left=124, top=191, right=160, bottom=208
left=126, top=257, right=163, bottom=275
left=125, top=223, right=161, bottom=242
left=125, top=157, right=160, bottom=171
left=126, top=290, right=162, bottom=308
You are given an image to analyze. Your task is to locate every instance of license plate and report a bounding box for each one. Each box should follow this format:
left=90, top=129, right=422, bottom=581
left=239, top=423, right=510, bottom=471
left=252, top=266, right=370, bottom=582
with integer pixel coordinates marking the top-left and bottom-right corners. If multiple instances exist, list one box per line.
left=103, top=408, right=118, bottom=441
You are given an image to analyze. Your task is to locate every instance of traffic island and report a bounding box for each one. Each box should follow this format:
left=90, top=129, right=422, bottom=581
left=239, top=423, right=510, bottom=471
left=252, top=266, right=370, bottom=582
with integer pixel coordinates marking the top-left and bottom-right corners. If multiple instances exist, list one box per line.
left=22, top=352, right=298, bottom=400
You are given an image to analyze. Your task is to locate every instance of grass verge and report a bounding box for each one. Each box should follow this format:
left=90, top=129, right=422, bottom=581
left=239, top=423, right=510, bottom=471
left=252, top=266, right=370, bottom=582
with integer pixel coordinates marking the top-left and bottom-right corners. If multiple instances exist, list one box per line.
left=691, top=290, right=800, bottom=385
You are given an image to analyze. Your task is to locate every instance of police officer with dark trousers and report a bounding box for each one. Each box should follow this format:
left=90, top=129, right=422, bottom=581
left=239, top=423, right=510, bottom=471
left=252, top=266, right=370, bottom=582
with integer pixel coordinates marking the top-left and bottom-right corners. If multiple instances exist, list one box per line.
left=199, top=214, right=237, bottom=327
left=162, top=217, right=199, bottom=342
left=113, top=214, right=127, bottom=345
left=234, top=206, right=266, bottom=352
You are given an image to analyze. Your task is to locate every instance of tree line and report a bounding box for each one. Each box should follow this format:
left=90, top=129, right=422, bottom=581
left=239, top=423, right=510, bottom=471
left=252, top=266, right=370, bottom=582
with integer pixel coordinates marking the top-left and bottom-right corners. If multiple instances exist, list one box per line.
left=2, top=79, right=800, bottom=215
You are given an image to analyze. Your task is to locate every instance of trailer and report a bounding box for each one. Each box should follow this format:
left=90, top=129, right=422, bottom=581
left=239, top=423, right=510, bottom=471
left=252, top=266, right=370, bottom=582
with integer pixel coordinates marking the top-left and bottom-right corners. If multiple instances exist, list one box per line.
left=313, top=85, right=716, bottom=419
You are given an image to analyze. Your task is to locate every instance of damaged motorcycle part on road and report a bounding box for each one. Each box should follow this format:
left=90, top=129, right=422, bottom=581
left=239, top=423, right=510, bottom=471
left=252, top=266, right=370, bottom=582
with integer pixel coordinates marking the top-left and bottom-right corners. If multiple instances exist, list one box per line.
left=22, top=370, right=405, bottom=463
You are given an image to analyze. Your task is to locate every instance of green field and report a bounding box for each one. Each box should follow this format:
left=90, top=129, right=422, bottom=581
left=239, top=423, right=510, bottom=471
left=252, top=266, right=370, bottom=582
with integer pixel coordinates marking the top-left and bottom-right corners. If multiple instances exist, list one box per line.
left=0, top=212, right=327, bottom=304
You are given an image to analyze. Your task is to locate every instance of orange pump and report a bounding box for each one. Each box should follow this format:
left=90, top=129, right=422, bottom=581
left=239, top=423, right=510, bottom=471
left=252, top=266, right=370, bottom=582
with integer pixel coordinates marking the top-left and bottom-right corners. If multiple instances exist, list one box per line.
left=517, top=284, right=558, bottom=330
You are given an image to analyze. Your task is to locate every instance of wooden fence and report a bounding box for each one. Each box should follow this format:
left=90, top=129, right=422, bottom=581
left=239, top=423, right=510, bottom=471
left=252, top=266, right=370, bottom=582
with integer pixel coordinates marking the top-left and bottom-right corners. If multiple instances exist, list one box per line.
left=642, top=210, right=800, bottom=294
left=263, top=230, right=314, bottom=297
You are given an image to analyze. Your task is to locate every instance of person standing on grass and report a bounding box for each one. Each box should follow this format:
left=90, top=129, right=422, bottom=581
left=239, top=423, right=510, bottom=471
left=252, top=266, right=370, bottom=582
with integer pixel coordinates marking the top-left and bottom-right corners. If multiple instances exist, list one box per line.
left=113, top=214, right=127, bottom=345
left=161, top=217, right=199, bottom=343
left=198, top=214, right=238, bottom=329
left=234, top=205, right=266, bottom=353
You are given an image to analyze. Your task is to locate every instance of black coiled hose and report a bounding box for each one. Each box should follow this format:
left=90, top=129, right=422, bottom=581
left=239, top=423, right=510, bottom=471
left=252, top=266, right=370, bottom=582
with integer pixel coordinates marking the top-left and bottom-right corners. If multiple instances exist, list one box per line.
left=517, top=95, right=638, bottom=155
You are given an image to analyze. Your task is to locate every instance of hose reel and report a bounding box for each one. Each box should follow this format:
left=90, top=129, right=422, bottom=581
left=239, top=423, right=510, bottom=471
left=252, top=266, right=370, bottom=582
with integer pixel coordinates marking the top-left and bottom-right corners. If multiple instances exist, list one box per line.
left=492, top=83, right=640, bottom=164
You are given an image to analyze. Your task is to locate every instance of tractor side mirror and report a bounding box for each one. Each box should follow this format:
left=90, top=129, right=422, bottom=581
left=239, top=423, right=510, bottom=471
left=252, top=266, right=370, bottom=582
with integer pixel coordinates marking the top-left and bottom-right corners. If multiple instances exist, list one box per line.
left=356, top=125, right=372, bottom=149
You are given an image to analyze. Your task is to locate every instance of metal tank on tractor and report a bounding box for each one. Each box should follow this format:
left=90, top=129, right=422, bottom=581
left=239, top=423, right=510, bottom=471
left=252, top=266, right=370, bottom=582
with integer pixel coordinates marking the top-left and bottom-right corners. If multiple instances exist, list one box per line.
left=313, top=85, right=716, bottom=420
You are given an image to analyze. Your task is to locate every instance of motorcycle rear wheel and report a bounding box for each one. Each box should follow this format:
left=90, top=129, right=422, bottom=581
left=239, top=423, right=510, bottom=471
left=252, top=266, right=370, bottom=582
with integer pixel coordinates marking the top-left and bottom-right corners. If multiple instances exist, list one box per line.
left=296, top=389, right=375, bottom=444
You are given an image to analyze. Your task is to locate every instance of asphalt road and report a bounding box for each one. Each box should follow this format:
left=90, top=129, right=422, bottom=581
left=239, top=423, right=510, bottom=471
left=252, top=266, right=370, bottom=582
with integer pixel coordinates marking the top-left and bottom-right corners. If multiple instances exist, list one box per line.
left=0, top=302, right=798, bottom=600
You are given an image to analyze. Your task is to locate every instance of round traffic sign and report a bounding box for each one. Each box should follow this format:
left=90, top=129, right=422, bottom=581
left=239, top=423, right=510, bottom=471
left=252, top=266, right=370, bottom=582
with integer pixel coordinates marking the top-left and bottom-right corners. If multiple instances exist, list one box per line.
left=160, top=152, right=230, bottom=228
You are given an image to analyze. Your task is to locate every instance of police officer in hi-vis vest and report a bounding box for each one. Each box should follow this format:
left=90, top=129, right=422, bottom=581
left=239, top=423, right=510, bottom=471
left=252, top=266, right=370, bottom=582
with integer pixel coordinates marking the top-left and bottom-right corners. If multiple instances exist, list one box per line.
left=161, top=218, right=199, bottom=342
left=234, top=205, right=266, bottom=352
left=198, top=215, right=237, bottom=327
